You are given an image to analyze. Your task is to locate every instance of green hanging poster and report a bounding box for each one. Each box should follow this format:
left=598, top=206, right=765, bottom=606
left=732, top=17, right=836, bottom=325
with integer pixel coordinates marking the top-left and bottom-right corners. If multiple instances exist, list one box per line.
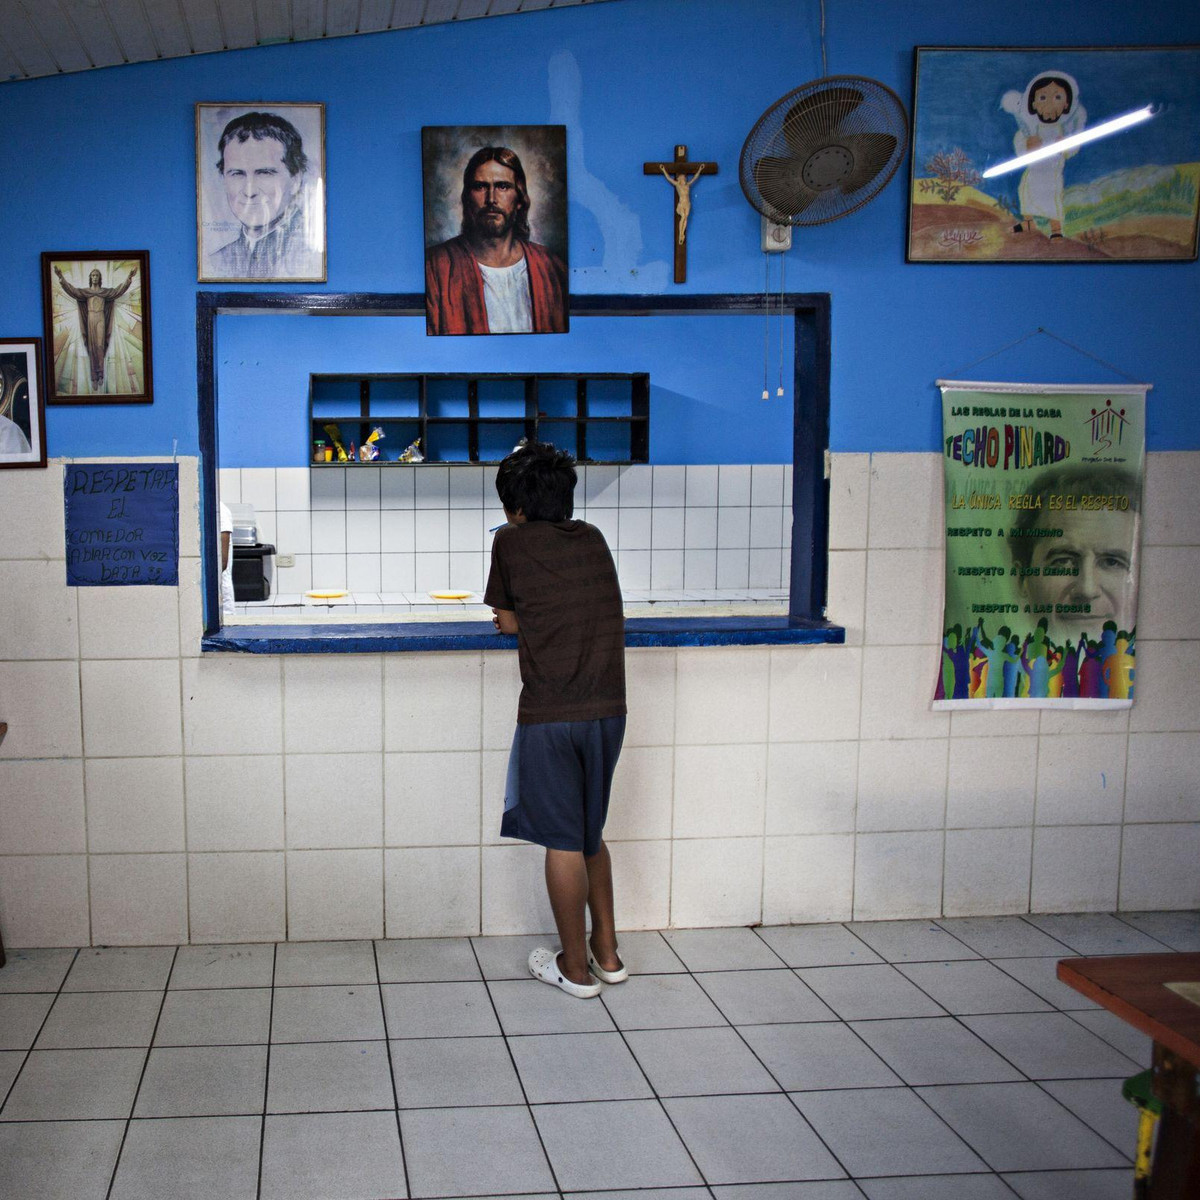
left=935, top=382, right=1147, bottom=708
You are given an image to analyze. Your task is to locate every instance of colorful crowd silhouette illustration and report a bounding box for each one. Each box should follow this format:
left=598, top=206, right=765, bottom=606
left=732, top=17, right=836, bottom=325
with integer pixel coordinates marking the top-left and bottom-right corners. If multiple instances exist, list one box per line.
left=935, top=617, right=1134, bottom=701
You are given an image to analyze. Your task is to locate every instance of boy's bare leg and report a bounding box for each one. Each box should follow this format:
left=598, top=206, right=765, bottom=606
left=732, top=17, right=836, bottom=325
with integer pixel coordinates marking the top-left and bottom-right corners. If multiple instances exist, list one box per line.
left=585, top=841, right=622, bottom=972
left=544, top=848, right=592, bottom=985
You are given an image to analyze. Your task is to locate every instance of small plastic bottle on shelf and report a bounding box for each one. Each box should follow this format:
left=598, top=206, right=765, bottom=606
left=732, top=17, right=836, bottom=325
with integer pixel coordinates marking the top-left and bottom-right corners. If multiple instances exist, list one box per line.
left=313, top=440, right=326, bottom=464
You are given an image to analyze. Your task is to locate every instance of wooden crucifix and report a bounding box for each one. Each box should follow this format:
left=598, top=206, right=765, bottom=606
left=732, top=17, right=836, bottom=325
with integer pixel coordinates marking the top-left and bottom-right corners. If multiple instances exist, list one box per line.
left=643, top=144, right=718, bottom=283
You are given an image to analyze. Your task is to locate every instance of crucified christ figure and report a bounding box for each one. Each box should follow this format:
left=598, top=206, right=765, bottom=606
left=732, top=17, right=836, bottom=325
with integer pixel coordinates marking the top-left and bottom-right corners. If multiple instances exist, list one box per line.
left=660, top=165, right=705, bottom=245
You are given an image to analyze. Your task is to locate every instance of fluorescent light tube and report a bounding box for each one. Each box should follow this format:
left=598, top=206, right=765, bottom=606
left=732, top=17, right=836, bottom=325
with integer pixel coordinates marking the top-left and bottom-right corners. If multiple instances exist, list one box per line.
left=982, top=106, right=1155, bottom=178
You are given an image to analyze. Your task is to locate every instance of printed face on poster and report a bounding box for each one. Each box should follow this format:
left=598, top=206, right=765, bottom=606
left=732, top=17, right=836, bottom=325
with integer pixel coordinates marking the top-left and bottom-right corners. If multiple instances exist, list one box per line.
left=422, top=125, right=569, bottom=336
left=196, top=103, right=327, bottom=283
left=936, top=384, right=1146, bottom=708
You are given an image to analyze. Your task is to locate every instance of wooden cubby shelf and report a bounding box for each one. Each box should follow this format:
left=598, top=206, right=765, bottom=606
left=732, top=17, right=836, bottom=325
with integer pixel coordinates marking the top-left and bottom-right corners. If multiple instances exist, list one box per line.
left=309, top=371, right=649, bottom=465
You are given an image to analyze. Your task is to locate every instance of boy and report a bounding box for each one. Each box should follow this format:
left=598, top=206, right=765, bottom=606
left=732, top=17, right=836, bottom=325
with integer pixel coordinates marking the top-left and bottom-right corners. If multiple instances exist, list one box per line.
left=484, top=442, right=628, bottom=998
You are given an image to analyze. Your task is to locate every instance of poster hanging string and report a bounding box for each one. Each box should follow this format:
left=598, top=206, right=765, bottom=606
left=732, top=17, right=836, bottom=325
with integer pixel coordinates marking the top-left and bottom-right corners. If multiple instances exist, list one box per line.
left=942, top=326, right=1143, bottom=384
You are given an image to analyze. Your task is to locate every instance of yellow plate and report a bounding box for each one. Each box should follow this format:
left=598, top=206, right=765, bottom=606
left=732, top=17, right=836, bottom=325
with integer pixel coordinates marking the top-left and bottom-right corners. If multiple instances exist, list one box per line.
left=429, top=590, right=472, bottom=600
left=306, top=589, right=348, bottom=600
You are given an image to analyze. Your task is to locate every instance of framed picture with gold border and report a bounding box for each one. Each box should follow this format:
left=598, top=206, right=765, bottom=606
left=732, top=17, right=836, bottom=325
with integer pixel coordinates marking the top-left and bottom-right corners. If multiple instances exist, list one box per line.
left=41, top=251, right=152, bottom=405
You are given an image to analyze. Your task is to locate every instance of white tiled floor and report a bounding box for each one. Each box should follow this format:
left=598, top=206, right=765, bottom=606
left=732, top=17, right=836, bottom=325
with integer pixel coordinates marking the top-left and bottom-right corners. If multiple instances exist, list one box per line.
left=4, top=909, right=1194, bottom=1199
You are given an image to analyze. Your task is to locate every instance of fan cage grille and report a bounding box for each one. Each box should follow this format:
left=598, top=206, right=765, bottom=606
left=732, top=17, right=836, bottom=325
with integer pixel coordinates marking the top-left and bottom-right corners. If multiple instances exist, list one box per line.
left=740, top=75, right=910, bottom=227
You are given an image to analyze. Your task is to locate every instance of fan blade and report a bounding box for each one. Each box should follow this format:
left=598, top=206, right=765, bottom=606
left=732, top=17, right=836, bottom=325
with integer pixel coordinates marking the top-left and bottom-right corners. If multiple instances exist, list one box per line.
left=782, top=85, right=866, bottom=152
left=752, top=155, right=823, bottom=218
left=834, top=132, right=898, bottom=194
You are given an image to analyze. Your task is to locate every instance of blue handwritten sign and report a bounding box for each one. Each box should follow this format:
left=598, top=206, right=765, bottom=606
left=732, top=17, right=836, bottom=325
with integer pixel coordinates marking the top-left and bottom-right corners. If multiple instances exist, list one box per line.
left=64, top=463, right=179, bottom=586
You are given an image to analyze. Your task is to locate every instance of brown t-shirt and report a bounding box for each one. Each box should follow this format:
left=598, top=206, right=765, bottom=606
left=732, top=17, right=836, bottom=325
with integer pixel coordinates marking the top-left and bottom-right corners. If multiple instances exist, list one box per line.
left=484, top=520, right=626, bottom=725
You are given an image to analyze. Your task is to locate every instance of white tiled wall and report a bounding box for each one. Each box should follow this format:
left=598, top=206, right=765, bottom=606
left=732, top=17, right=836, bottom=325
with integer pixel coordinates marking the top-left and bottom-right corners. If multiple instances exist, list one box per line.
left=219, top=463, right=793, bottom=595
left=1, top=451, right=1198, bottom=946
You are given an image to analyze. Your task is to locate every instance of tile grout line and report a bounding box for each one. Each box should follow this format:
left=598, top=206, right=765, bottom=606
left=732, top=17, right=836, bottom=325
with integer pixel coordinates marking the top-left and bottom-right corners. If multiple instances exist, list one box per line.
left=478, top=650, right=486, bottom=939
left=279, top=659, right=289, bottom=942
left=468, top=937, right=565, bottom=1199
left=664, top=650, right=678, bottom=931
left=758, top=650, right=772, bottom=925
left=73, top=584, right=94, bottom=949
left=0, top=947, right=82, bottom=1116
left=102, top=945, right=180, bottom=1200
left=254, top=941, right=278, bottom=1200
left=829, top=921, right=1142, bottom=1169
left=371, top=939, right=413, bottom=1200
left=1116, top=715, right=1134, bottom=910
left=592, top=977, right=721, bottom=1199
left=668, top=931, right=860, bottom=1187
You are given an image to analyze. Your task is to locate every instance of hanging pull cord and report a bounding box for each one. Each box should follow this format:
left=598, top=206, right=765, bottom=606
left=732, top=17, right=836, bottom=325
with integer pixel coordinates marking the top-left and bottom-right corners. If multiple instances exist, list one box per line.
left=943, top=326, right=1143, bottom=383
left=762, top=253, right=772, bottom=399
left=777, top=252, right=787, bottom=397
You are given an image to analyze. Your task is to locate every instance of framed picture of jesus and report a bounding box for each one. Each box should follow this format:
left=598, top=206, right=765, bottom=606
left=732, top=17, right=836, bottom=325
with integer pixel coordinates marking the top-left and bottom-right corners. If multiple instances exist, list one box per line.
left=422, top=125, right=569, bottom=336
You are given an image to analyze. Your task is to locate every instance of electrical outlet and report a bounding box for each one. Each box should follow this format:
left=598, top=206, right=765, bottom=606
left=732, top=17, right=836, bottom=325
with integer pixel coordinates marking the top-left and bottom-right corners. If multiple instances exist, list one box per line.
left=276, top=553, right=296, bottom=568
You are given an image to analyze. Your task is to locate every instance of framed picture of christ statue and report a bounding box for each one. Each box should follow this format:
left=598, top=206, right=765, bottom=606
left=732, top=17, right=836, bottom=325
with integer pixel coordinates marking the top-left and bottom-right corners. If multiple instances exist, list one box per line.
left=40, top=250, right=154, bottom=405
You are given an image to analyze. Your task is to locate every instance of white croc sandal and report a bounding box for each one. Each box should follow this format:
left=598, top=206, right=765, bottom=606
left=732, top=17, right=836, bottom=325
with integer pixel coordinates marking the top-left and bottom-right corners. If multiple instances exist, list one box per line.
left=528, top=947, right=602, bottom=998
left=587, top=950, right=629, bottom=984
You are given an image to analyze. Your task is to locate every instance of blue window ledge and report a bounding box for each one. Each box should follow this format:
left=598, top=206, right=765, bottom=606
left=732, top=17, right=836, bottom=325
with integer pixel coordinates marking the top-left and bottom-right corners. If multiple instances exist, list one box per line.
left=202, top=615, right=845, bottom=654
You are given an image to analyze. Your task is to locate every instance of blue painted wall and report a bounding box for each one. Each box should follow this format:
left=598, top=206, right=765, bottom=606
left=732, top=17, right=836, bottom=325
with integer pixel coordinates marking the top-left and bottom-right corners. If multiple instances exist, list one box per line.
left=0, top=0, right=1196, bottom=461
left=216, top=312, right=794, bottom=466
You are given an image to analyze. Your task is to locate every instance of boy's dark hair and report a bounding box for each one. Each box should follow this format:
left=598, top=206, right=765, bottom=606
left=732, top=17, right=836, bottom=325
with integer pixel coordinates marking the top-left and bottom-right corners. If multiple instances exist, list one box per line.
left=495, top=441, right=577, bottom=521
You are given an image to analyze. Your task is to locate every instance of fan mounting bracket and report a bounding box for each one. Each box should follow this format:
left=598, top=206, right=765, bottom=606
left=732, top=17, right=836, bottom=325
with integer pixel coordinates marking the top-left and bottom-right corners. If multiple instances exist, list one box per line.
left=761, top=215, right=793, bottom=253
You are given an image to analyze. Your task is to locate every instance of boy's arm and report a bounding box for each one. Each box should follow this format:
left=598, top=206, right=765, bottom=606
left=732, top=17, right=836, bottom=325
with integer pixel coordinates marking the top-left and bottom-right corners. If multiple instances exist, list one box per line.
left=492, top=608, right=519, bottom=635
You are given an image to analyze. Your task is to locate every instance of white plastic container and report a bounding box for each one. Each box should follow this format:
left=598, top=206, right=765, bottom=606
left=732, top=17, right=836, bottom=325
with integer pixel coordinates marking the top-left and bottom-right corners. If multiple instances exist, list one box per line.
left=229, top=502, right=257, bottom=546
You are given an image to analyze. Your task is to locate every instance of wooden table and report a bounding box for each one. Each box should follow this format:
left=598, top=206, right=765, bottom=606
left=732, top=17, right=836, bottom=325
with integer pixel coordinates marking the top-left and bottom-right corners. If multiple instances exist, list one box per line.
left=1059, top=953, right=1200, bottom=1198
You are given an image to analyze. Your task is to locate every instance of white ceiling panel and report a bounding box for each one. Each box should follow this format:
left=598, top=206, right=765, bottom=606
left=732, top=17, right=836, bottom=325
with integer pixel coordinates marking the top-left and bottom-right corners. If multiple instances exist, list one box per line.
left=58, top=0, right=126, bottom=67
left=0, top=0, right=621, bottom=81
left=102, top=0, right=161, bottom=59
left=179, top=0, right=225, bottom=52
left=322, top=0, right=358, bottom=36
left=422, top=0, right=459, bottom=24
left=1, top=8, right=61, bottom=76
left=20, top=0, right=94, bottom=72
left=215, top=0, right=257, bottom=46
left=389, top=0, right=428, bottom=28
left=355, top=0, right=395, bottom=34
left=143, top=0, right=195, bottom=56
left=255, top=0, right=292, bottom=42
left=289, top=0, right=325, bottom=40
left=0, top=35, right=26, bottom=82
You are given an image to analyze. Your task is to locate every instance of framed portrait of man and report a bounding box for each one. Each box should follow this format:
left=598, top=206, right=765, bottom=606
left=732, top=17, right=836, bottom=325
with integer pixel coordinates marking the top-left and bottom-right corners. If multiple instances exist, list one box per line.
left=40, top=251, right=153, bottom=405
left=422, top=125, right=569, bottom=336
left=196, top=102, right=327, bottom=283
left=0, top=338, right=47, bottom=469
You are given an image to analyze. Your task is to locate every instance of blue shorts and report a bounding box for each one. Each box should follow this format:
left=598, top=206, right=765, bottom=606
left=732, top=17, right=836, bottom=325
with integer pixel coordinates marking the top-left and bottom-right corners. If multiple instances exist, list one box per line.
left=502, top=716, right=626, bottom=856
